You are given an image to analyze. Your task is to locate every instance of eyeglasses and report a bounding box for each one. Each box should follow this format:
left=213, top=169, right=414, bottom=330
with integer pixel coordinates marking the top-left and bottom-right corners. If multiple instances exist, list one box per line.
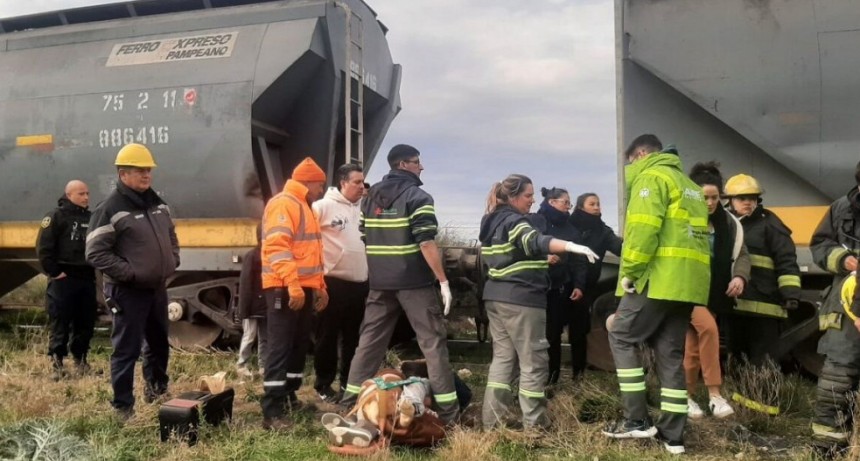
left=551, top=199, right=572, bottom=208
left=402, top=158, right=421, bottom=165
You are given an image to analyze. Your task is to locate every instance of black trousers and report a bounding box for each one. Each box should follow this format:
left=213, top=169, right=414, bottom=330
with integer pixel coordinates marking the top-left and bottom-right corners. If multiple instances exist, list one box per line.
left=313, top=276, right=368, bottom=391
left=725, top=314, right=782, bottom=367
left=46, top=276, right=97, bottom=360
left=107, top=283, right=170, bottom=409
left=262, top=287, right=313, bottom=419
left=546, top=288, right=591, bottom=383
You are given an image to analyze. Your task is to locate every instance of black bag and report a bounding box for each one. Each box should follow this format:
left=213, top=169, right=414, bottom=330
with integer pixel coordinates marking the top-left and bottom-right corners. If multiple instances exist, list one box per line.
left=158, top=389, right=234, bottom=445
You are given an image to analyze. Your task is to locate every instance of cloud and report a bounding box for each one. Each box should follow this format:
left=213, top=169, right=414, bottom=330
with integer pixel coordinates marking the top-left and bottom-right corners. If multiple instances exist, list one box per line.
left=368, top=0, right=619, bottom=234
left=0, top=0, right=621, bottom=234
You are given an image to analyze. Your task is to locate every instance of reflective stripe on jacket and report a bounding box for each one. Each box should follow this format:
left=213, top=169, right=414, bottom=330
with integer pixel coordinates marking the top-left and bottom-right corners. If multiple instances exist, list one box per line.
left=360, top=169, right=437, bottom=290
left=86, top=182, right=179, bottom=289
left=479, top=205, right=553, bottom=309
left=617, top=152, right=710, bottom=305
left=261, top=180, right=325, bottom=296
left=734, top=205, right=801, bottom=318
left=811, top=188, right=860, bottom=279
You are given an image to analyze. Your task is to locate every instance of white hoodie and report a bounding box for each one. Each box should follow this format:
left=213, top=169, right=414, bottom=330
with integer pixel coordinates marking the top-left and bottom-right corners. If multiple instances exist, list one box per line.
left=312, top=187, right=368, bottom=282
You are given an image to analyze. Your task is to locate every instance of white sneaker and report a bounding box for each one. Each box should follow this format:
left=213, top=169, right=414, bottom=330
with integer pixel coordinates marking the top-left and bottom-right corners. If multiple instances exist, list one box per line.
left=663, top=440, right=685, bottom=455
left=709, top=395, right=735, bottom=418
left=687, top=399, right=704, bottom=419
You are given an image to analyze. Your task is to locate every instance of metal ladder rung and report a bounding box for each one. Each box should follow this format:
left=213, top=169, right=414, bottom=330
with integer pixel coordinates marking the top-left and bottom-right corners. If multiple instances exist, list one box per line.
left=341, top=2, right=364, bottom=167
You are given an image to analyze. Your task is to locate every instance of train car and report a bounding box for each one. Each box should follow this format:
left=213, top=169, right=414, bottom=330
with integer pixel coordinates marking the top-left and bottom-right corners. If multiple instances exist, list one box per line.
left=611, top=0, right=860, bottom=373
left=0, top=0, right=401, bottom=347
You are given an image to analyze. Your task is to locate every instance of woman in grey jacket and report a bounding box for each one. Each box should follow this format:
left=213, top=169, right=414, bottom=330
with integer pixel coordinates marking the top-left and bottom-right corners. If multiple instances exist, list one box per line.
left=684, top=162, right=751, bottom=419
left=479, top=174, right=597, bottom=430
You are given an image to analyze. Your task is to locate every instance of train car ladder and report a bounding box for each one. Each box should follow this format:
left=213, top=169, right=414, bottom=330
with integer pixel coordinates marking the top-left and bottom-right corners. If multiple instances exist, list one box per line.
left=342, top=3, right=364, bottom=167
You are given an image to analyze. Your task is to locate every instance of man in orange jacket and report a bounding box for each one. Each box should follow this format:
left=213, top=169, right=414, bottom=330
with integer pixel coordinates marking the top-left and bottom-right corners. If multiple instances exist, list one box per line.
left=260, top=157, right=329, bottom=430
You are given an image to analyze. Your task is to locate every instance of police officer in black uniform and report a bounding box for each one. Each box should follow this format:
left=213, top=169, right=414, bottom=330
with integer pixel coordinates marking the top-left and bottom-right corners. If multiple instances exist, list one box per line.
left=36, top=180, right=97, bottom=380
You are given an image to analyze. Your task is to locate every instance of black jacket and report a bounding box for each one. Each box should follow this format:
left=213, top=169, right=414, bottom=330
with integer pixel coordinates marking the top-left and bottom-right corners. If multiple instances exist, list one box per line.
left=36, top=197, right=95, bottom=280
left=733, top=205, right=801, bottom=318
left=86, top=182, right=180, bottom=289
left=528, top=203, right=586, bottom=292
left=360, top=169, right=437, bottom=290
left=238, top=246, right=266, bottom=319
left=811, top=187, right=860, bottom=278
left=480, top=205, right=553, bottom=309
left=568, top=209, right=622, bottom=290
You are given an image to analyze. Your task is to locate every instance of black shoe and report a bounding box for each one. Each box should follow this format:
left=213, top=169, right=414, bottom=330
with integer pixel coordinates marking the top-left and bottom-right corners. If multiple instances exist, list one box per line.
left=602, top=419, right=658, bottom=439
left=144, top=384, right=168, bottom=404
left=316, top=386, right=341, bottom=404
left=50, top=356, right=68, bottom=381
left=73, top=357, right=92, bottom=376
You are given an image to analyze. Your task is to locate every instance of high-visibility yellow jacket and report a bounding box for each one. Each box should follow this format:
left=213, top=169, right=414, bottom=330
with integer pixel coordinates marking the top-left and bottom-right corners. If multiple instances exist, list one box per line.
left=261, top=180, right=325, bottom=297
left=617, top=152, right=711, bottom=305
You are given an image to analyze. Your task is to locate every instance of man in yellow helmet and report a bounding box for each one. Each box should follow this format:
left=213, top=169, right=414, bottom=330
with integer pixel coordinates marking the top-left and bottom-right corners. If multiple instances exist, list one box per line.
left=85, top=143, right=180, bottom=421
left=724, top=173, right=801, bottom=366
left=808, top=160, right=860, bottom=449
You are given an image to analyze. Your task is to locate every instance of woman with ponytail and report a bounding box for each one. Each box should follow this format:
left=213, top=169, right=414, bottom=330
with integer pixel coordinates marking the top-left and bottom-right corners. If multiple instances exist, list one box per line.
left=479, top=175, right=598, bottom=430
left=685, top=162, right=750, bottom=419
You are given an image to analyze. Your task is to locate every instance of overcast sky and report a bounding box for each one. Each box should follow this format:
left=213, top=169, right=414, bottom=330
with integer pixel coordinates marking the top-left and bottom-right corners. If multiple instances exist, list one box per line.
left=0, top=0, right=619, bottom=237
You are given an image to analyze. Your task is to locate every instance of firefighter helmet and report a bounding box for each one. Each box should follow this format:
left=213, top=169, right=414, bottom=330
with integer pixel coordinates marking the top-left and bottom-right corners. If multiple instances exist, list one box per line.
left=724, top=174, right=762, bottom=196
left=115, top=143, right=157, bottom=168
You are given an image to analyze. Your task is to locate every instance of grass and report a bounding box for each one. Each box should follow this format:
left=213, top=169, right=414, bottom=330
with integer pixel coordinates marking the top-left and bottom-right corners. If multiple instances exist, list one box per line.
left=0, top=307, right=847, bottom=461
left=0, top=275, right=48, bottom=307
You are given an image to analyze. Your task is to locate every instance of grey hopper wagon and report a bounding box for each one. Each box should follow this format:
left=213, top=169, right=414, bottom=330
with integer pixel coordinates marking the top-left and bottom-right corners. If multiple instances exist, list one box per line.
left=0, top=0, right=401, bottom=347
left=607, top=0, right=860, bottom=375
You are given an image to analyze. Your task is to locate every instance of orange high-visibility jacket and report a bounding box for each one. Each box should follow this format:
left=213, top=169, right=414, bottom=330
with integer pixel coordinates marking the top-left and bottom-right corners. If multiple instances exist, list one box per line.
left=261, top=180, right=325, bottom=297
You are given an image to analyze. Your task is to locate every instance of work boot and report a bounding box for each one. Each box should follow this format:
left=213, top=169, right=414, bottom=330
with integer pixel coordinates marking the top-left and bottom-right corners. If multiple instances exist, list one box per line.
left=144, top=384, right=168, bottom=404
left=50, top=356, right=68, bottom=381
left=73, top=356, right=92, bottom=377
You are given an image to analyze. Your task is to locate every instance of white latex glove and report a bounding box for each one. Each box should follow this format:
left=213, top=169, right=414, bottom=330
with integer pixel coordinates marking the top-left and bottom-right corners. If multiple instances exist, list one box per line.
left=440, top=281, right=452, bottom=316
left=564, top=242, right=599, bottom=263
left=621, top=277, right=636, bottom=294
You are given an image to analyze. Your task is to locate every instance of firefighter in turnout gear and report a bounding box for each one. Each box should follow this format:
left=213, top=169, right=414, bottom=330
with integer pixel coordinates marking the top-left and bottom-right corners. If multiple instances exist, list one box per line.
left=809, top=160, right=860, bottom=448
left=260, top=157, right=328, bottom=431
left=602, top=135, right=710, bottom=455
left=725, top=173, right=802, bottom=365
left=340, top=144, right=459, bottom=424
left=36, top=180, right=97, bottom=380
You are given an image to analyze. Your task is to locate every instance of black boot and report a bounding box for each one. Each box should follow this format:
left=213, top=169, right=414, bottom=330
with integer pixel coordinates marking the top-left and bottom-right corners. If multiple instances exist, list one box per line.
left=50, top=355, right=68, bottom=381
left=73, top=356, right=91, bottom=376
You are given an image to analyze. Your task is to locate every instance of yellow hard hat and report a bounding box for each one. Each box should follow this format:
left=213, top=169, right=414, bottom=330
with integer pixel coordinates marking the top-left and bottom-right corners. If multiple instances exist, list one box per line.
left=725, top=174, right=762, bottom=196
left=115, top=143, right=157, bottom=168
left=841, top=275, right=857, bottom=318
